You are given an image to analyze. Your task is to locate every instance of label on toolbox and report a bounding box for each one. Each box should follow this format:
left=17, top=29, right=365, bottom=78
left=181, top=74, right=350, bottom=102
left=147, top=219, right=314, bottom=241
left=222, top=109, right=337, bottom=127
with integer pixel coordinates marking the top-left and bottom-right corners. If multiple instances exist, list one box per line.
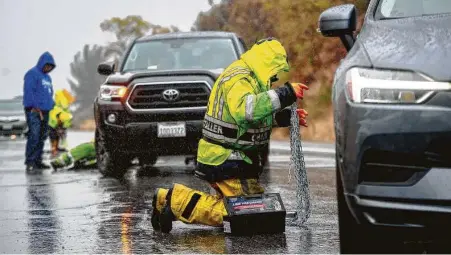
left=223, top=220, right=231, bottom=233
left=228, top=196, right=282, bottom=214
left=232, top=199, right=264, bottom=211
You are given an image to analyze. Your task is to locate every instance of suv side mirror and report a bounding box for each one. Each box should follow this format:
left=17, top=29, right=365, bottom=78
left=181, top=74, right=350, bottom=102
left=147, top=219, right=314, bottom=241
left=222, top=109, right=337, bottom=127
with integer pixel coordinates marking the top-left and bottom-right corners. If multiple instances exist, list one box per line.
left=97, top=62, right=115, bottom=76
left=318, top=4, right=357, bottom=51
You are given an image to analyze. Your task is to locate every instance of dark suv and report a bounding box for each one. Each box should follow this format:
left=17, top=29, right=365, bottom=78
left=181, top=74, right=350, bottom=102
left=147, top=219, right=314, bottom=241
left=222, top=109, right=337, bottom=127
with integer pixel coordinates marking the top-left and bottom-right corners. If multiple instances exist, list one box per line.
left=319, top=0, right=451, bottom=253
left=94, top=32, right=250, bottom=177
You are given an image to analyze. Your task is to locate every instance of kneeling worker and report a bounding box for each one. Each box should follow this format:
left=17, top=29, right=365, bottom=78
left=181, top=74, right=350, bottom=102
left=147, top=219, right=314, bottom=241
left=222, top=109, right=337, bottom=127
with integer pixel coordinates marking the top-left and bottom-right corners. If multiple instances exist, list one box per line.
left=151, top=38, right=309, bottom=233
left=50, top=140, right=96, bottom=171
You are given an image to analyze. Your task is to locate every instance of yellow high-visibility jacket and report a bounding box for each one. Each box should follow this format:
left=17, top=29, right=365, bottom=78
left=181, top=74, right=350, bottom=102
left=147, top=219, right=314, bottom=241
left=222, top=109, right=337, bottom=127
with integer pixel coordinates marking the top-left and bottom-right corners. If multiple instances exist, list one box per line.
left=49, top=89, right=75, bottom=129
left=198, top=38, right=297, bottom=166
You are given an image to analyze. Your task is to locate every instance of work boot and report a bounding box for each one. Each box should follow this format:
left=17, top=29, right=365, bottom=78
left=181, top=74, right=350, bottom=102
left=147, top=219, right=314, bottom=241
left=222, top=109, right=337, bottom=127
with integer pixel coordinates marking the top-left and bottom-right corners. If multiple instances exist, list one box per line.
left=25, top=165, right=40, bottom=174
left=36, top=162, right=51, bottom=169
left=159, top=189, right=175, bottom=233
left=151, top=188, right=169, bottom=230
left=26, top=165, right=34, bottom=174
left=51, top=141, right=59, bottom=157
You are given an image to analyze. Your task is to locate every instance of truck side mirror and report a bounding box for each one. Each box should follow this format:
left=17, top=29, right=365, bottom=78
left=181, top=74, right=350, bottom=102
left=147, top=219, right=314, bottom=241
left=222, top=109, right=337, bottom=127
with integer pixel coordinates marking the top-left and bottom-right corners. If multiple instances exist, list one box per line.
left=97, top=62, right=115, bottom=76
left=318, top=4, right=357, bottom=51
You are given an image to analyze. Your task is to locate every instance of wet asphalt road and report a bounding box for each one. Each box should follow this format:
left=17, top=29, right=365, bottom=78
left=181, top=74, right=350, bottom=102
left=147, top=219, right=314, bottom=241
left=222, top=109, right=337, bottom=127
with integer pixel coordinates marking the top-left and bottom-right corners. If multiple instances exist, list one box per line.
left=0, top=131, right=339, bottom=254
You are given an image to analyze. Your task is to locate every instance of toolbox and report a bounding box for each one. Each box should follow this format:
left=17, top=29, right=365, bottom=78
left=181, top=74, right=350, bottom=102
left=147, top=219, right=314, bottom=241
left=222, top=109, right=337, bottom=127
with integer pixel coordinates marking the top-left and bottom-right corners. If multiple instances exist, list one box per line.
left=222, top=193, right=286, bottom=236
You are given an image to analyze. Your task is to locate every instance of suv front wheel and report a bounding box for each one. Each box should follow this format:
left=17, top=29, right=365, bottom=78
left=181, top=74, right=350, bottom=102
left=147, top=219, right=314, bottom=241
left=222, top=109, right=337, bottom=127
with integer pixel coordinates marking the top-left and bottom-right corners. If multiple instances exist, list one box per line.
left=95, top=130, right=131, bottom=177
left=336, top=147, right=405, bottom=253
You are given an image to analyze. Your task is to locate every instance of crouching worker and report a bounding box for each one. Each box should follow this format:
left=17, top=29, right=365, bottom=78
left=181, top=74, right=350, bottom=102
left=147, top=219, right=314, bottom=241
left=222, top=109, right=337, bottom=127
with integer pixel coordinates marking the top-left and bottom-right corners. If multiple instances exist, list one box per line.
left=151, top=38, right=309, bottom=233
left=50, top=140, right=96, bottom=171
left=49, top=89, right=75, bottom=156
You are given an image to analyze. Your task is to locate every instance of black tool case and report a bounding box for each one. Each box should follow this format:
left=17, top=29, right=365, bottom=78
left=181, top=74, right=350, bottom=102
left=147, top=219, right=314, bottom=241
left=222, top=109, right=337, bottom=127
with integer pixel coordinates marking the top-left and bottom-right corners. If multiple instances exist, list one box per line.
left=222, top=193, right=286, bottom=236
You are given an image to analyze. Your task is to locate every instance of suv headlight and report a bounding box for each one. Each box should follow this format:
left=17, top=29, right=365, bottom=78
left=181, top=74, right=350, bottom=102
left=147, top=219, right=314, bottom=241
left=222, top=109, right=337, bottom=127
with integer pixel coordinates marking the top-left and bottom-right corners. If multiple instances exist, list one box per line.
left=345, top=67, right=451, bottom=104
left=99, top=85, right=128, bottom=101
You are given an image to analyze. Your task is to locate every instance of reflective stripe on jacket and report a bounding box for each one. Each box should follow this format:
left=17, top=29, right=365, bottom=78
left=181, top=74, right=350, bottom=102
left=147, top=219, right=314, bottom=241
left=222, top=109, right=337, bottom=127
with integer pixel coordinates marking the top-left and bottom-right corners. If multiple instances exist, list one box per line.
left=197, top=39, right=295, bottom=166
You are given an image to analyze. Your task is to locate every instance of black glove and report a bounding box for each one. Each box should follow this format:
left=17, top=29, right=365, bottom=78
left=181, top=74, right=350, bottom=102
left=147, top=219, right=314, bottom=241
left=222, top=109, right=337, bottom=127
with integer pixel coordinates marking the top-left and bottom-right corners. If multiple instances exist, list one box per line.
left=273, top=82, right=297, bottom=109
left=274, top=108, right=291, bottom=127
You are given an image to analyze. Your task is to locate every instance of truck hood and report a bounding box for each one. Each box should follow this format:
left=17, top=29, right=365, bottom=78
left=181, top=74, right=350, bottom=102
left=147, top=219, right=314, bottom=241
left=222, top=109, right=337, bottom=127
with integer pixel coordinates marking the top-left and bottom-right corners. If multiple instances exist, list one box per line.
left=106, top=69, right=223, bottom=85
left=360, top=14, right=451, bottom=81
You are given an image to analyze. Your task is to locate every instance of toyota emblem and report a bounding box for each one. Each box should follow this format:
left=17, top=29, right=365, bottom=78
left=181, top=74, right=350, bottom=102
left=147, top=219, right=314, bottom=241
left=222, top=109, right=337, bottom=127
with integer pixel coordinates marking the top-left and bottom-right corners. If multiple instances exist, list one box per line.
left=162, top=89, right=180, bottom=102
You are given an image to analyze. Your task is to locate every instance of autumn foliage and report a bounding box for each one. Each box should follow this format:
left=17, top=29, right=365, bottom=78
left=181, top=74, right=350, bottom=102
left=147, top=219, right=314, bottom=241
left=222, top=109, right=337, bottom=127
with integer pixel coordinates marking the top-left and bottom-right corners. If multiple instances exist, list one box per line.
left=74, top=1, right=369, bottom=142
left=192, top=0, right=369, bottom=141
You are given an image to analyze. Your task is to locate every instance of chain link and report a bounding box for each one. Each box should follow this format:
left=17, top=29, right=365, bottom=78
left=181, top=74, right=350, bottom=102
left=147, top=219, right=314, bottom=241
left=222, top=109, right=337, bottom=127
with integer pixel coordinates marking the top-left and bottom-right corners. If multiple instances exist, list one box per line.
left=289, top=103, right=311, bottom=226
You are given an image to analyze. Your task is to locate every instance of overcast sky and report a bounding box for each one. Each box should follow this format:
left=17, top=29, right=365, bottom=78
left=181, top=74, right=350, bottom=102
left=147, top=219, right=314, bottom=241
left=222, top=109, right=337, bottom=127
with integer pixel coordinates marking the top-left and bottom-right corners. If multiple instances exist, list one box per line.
left=0, top=0, right=213, bottom=99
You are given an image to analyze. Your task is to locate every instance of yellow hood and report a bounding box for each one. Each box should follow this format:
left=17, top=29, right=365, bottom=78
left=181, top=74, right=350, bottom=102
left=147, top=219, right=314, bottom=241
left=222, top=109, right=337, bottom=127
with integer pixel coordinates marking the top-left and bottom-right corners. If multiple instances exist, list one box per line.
left=54, top=89, right=75, bottom=109
left=240, top=38, right=290, bottom=90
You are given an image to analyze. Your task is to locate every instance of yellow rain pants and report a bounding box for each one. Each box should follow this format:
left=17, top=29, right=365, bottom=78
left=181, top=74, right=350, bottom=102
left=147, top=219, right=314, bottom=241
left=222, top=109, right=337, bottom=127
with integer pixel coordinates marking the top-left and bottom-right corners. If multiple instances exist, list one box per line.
left=157, top=179, right=264, bottom=227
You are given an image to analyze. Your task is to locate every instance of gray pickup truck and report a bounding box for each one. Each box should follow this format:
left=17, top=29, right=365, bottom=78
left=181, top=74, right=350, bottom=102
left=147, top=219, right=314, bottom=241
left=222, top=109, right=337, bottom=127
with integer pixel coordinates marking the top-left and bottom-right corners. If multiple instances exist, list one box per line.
left=94, top=31, right=265, bottom=177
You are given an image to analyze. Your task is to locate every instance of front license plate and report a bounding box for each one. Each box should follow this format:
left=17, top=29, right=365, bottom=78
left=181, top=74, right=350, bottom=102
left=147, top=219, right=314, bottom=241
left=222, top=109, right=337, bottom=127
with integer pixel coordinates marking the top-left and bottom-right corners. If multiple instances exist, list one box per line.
left=157, top=122, right=186, bottom=138
left=2, top=125, right=12, bottom=130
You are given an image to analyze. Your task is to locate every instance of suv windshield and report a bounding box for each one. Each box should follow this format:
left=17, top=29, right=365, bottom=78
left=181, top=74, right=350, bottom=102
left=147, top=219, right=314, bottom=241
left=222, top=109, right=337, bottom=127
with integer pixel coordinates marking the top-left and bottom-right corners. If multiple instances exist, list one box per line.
left=377, top=0, right=451, bottom=19
left=122, top=38, right=238, bottom=72
left=0, top=100, right=23, bottom=111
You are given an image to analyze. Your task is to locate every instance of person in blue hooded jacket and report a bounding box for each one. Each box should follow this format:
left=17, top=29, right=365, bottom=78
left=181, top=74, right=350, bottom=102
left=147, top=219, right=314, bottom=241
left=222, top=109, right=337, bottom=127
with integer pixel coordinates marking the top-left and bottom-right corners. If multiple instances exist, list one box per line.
left=23, top=51, right=56, bottom=173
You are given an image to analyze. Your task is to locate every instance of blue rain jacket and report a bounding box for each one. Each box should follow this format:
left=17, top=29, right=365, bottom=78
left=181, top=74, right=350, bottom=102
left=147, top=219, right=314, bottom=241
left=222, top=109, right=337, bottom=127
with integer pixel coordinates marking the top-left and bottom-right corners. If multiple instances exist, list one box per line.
left=23, top=51, right=56, bottom=111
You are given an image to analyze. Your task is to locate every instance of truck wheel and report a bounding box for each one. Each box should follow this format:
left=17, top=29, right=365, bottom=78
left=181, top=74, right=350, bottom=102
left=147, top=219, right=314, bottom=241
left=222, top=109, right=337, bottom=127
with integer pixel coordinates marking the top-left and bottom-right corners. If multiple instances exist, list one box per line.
left=95, top=130, right=130, bottom=177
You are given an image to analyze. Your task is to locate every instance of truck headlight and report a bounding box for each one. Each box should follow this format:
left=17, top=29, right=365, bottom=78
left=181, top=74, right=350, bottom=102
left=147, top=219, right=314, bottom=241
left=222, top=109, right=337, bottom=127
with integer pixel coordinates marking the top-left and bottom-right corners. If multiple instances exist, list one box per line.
left=99, top=85, right=128, bottom=101
left=345, top=67, right=451, bottom=104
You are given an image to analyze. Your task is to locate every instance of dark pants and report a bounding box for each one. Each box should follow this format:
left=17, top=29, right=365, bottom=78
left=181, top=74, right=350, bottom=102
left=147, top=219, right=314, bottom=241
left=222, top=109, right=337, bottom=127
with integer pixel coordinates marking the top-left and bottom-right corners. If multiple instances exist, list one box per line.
left=194, top=160, right=263, bottom=183
left=49, top=127, right=59, bottom=140
left=25, top=110, right=49, bottom=166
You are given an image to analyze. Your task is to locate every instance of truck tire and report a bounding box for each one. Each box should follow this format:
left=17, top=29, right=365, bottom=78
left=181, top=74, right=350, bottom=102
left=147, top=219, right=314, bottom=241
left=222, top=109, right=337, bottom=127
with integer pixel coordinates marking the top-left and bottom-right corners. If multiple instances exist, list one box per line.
left=95, top=130, right=131, bottom=177
left=139, top=155, right=158, bottom=167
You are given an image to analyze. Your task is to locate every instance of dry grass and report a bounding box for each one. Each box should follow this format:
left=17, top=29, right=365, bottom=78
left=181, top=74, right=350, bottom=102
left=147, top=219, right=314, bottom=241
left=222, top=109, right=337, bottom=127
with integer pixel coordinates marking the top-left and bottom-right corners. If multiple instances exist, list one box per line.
left=301, top=109, right=335, bottom=142
left=270, top=109, right=335, bottom=142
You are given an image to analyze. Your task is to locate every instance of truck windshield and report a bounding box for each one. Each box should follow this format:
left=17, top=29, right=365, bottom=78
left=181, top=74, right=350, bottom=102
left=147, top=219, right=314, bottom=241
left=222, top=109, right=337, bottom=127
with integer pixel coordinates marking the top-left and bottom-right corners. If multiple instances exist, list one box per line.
left=377, top=0, right=451, bottom=19
left=122, top=38, right=238, bottom=72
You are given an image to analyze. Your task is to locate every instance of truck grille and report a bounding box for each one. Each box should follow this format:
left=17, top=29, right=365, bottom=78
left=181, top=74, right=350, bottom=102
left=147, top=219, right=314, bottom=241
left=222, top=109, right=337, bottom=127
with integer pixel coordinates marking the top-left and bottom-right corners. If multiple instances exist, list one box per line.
left=127, top=81, right=211, bottom=110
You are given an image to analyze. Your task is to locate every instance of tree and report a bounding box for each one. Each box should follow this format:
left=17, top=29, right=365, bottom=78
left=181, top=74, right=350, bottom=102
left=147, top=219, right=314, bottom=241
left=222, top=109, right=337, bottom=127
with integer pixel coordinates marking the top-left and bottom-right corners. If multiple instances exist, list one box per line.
left=191, top=0, right=231, bottom=32
left=100, top=15, right=152, bottom=43
left=100, top=15, right=180, bottom=60
left=191, top=0, right=369, bottom=141
left=67, top=44, right=108, bottom=126
left=100, top=15, right=151, bottom=61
